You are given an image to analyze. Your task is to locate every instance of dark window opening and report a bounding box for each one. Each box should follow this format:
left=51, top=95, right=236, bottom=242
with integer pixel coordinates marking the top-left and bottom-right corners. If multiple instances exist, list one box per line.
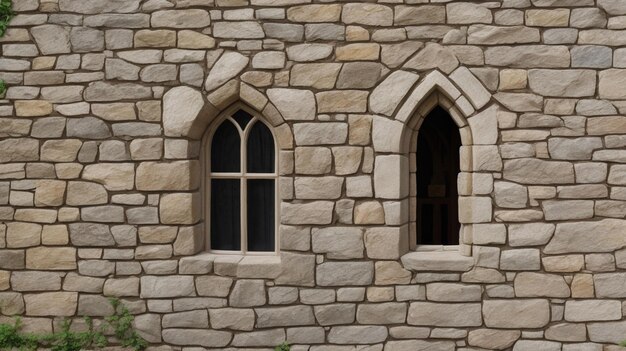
left=210, top=109, right=276, bottom=252
left=416, top=107, right=461, bottom=246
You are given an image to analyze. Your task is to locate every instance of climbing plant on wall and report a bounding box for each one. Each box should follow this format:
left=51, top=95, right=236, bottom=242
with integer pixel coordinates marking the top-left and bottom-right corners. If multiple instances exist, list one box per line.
left=0, top=0, right=13, bottom=96
left=0, top=0, right=13, bottom=37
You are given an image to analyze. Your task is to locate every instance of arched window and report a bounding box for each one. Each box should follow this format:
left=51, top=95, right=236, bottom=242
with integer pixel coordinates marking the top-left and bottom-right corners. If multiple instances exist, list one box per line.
left=415, top=107, right=461, bottom=246
left=208, top=109, right=277, bottom=253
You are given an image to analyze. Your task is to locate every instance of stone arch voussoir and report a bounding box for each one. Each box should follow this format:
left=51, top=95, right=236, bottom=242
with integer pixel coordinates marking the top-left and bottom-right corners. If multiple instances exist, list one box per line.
left=163, top=81, right=293, bottom=150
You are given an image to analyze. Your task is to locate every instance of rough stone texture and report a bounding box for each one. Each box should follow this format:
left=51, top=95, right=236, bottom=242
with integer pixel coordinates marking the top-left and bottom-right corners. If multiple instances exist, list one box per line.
left=1, top=1, right=625, bottom=349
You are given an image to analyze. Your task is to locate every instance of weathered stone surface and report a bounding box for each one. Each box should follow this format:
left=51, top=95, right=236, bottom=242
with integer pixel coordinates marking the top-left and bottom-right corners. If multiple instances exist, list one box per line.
left=312, top=227, right=363, bottom=259
left=528, top=70, right=596, bottom=97
left=514, top=272, right=570, bottom=297
left=599, top=69, right=626, bottom=100
left=31, top=25, right=70, bottom=55
left=210, top=308, right=255, bottom=331
left=342, top=4, right=392, bottom=26
left=503, top=158, right=574, bottom=184
left=483, top=299, right=550, bottom=328
left=370, top=71, right=419, bottom=116
left=140, top=276, right=195, bottom=298
left=162, top=329, right=231, bottom=347
left=317, top=262, right=373, bottom=286
left=230, top=279, right=266, bottom=307
left=407, top=302, right=482, bottom=327
left=545, top=219, right=626, bottom=254
left=268, top=89, right=315, bottom=121
left=328, top=326, right=388, bottom=344
left=205, top=52, right=249, bottom=91
left=468, top=329, right=520, bottom=350
left=24, top=292, right=77, bottom=316
left=404, top=43, right=459, bottom=73
left=468, top=25, right=540, bottom=45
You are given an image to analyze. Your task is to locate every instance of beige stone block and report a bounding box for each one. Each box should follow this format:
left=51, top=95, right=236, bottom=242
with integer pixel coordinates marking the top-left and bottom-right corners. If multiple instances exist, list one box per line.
left=136, top=161, right=199, bottom=191
left=408, top=302, right=482, bottom=327
left=15, top=100, right=53, bottom=117
left=178, top=30, right=215, bottom=49
left=374, top=155, right=409, bottom=199
left=328, top=325, right=388, bottom=344
left=499, top=69, right=527, bottom=90
left=312, top=227, right=363, bottom=259
left=316, top=90, right=369, bottom=113
left=82, top=163, right=135, bottom=191
left=545, top=323, right=587, bottom=342
left=545, top=219, right=626, bottom=254
left=503, top=158, right=574, bottom=184
left=468, top=25, right=540, bottom=45
left=210, top=308, right=255, bottom=331
left=287, top=4, right=341, bottom=23
left=6, top=222, right=41, bottom=248
left=447, top=3, right=492, bottom=24
left=290, top=63, right=341, bottom=89
left=364, top=226, right=408, bottom=259
left=483, top=299, right=550, bottom=328
left=468, top=329, right=520, bottom=350
left=26, top=247, right=76, bottom=270
left=41, top=225, right=69, bottom=246
left=348, top=115, right=372, bottom=145
left=24, top=292, right=77, bottom=316
left=354, top=201, right=384, bottom=225
left=565, top=300, right=622, bottom=322
left=294, top=177, right=343, bottom=200
left=134, top=30, right=176, bottom=48
left=34, top=180, right=66, bottom=207
left=282, top=201, right=334, bottom=225
left=336, top=44, right=380, bottom=61
left=526, top=9, right=570, bottom=27
left=374, top=261, right=411, bottom=285
left=427, top=283, right=482, bottom=302
left=317, top=262, right=373, bottom=286
left=514, top=272, right=570, bottom=298
left=342, top=3, right=392, bottom=26
left=599, top=69, right=626, bottom=100
left=571, top=273, right=594, bottom=298
left=159, top=193, right=201, bottom=225
left=295, top=147, right=332, bottom=175
left=333, top=147, right=363, bottom=175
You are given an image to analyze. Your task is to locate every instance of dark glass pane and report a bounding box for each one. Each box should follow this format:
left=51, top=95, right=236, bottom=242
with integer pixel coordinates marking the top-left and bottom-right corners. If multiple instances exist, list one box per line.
left=232, top=110, right=253, bottom=130
left=247, top=179, right=275, bottom=252
left=416, top=107, right=461, bottom=245
left=211, top=179, right=241, bottom=250
left=211, top=120, right=240, bottom=173
left=247, top=121, right=275, bottom=173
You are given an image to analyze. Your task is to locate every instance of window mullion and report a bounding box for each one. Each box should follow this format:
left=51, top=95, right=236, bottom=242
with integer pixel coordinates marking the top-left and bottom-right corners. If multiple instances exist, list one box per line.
left=240, top=124, right=247, bottom=254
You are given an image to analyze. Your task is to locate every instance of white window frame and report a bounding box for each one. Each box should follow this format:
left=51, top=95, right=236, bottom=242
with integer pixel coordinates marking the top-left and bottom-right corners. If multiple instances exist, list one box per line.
left=204, top=105, right=280, bottom=256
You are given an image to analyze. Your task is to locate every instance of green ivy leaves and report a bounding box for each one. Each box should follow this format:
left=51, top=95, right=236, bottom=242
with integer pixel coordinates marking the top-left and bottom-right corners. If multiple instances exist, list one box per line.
left=0, top=0, right=13, bottom=37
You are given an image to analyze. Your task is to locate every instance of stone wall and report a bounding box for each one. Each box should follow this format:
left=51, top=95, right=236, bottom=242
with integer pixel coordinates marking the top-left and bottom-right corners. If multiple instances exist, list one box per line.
left=1, top=0, right=626, bottom=349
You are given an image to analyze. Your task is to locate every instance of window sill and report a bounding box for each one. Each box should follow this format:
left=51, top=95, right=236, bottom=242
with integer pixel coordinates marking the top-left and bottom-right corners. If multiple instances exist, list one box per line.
left=400, top=250, right=475, bottom=272
left=179, top=252, right=282, bottom=278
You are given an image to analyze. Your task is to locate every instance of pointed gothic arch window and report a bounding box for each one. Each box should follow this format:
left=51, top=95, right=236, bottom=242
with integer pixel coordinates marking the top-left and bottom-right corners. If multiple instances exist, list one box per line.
left=414, top=106, right=461, bottom=246
left=208, top=109, right=277, bottom=253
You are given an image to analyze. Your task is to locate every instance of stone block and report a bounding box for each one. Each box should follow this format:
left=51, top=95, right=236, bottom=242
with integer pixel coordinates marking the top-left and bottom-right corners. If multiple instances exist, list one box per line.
left=483, top=299, right=550, bottom=329
left=407, top=302, right=482, bottom=327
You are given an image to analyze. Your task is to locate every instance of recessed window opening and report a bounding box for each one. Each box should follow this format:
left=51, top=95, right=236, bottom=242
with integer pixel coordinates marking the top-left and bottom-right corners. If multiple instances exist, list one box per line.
left=415, top=106, right=461, bottom=246
left=208, top=108, right=277, bottom=254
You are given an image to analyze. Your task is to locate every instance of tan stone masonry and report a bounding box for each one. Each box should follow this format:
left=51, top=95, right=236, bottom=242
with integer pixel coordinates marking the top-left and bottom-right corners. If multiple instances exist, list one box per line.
left=1, top=0, right=626, bottom=350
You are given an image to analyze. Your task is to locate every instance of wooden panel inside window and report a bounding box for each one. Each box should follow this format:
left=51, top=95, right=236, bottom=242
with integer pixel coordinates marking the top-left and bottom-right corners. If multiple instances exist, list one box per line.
left=416, top=107, right=461, bottom=246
